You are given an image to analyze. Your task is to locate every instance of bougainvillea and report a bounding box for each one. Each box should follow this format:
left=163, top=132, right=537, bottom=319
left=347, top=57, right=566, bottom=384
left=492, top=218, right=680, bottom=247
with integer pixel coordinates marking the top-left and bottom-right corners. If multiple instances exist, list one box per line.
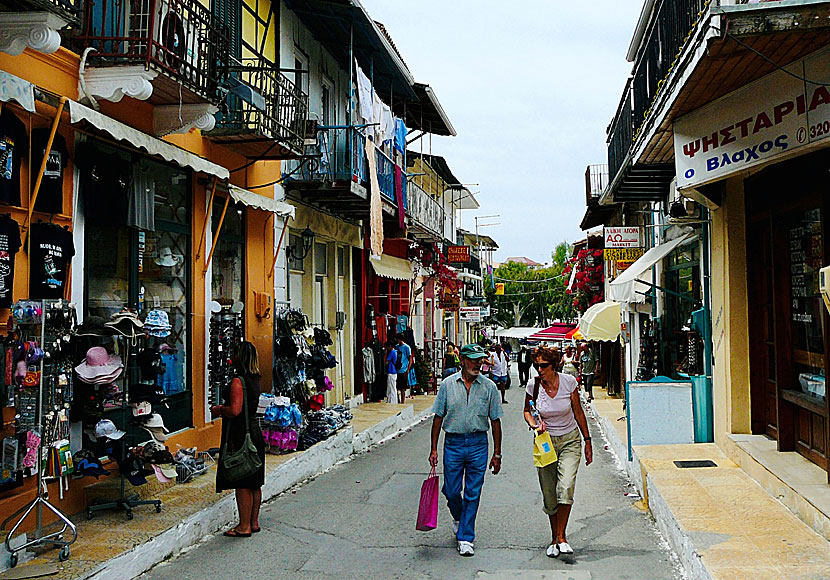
left=408, top=241, right=462, bottom=295
left=563, top=249, right=604, bottom=313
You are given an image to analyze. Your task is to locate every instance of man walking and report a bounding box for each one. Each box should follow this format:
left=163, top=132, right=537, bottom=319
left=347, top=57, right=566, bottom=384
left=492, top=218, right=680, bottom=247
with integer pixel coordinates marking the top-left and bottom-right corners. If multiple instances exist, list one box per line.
left=395, top=333, right=413, bottom=402
left=429, top=344, right=503, bottom=557
left=517, top=345, right=532, bottom=387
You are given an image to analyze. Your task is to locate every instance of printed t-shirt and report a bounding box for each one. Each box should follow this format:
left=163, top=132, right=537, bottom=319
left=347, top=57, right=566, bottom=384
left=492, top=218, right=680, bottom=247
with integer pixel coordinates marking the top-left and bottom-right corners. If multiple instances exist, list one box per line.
left=31, top=129, right=69, bottom=214
left=0, top=109, right=28, bottom=206
left=526, top=373, right=578, bottom=435
left=396, top=342, right=412, bottom=375
left=28, top=222, right=75, bottom=299
left=0, top=216, right=21, bottom=307
left=76, top=141, right=131, bottom=226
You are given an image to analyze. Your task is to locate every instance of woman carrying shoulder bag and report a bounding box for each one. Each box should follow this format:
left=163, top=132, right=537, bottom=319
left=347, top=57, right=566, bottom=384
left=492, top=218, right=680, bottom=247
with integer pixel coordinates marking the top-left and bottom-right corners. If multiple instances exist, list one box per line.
left=210, top=341, right=266, bottom=537
left=523, top=346, right=592, bottom=558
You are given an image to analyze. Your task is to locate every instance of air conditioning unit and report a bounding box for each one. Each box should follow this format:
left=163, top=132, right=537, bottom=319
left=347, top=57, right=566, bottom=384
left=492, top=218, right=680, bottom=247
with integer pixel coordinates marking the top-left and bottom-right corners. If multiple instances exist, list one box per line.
left=304, top=114, right=319, bottom=147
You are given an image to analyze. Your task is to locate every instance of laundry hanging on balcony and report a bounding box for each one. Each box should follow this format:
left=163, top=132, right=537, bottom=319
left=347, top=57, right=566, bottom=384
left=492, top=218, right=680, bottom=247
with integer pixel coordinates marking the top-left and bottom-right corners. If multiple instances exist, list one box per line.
left=355, top=61, right=374, bottom=125
left=366, top=138, right=383, bottom=258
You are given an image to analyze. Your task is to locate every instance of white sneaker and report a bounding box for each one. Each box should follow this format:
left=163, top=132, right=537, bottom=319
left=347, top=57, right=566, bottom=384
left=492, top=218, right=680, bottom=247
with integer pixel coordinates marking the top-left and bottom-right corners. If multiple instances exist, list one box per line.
left=546, top=543, right=560, bottom=558
left=452, top=520, right=459, bottom=536
left=558, top=541, right=574, bottom=554
left=457, top=540, right=475, bottom=556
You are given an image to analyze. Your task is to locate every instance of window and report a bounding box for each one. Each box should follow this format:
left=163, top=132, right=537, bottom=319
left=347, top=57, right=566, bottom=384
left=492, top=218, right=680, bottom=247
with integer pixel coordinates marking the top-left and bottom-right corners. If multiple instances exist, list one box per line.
left=337, top=246, right=345, bottom=278
left=294, top=50, right=308, bottom=95
left=211, top=198, right=244, bottom=306
left=315, top=242, right=327, bottom=276
left=321, top=77, right=334, bottom=126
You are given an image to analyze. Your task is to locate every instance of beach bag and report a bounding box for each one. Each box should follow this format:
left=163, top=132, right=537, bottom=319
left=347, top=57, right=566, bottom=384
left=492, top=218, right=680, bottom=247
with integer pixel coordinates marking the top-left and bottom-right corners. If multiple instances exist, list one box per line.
left=416, top=466, right=439, bottom=531
left=221, top=380, right=262, bottom=483
left=533, top=431, right=558, bottom=467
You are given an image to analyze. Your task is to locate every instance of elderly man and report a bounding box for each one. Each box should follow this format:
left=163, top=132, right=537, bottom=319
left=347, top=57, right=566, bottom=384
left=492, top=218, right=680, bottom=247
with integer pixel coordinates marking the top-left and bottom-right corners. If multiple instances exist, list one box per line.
left=429, top=343, right=504, bottom=557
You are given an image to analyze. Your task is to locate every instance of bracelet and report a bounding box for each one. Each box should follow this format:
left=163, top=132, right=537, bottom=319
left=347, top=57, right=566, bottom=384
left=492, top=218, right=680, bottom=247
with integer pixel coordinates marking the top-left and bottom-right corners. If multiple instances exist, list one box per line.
left=583, top=437, right=591, bottom=442
left=493, top=454, right=502, bottom=459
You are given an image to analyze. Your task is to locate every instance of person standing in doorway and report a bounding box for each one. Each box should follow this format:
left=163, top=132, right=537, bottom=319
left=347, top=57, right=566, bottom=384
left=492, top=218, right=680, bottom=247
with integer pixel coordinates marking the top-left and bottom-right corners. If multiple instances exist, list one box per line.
left=429, top=343, right=503, bottom=557
left=385, top=340, right=399, bottom=404
left=490, top=343, right=509, bottom=404
left=579, top=342, right=598, bottom=401
left=395, top=333, right=413, bottom=403
left=518, top=345, right=533, bottom=387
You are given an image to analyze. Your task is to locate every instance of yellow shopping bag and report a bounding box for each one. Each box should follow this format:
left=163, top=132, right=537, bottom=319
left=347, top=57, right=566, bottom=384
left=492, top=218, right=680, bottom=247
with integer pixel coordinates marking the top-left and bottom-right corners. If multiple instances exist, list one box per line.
left=533, top=431, right=558, bottom=468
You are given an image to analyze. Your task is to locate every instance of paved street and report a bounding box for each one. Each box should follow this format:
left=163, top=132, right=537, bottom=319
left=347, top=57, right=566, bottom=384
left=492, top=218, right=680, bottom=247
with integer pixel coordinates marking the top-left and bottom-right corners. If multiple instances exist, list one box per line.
left=141, top=376, right=682, bottom=580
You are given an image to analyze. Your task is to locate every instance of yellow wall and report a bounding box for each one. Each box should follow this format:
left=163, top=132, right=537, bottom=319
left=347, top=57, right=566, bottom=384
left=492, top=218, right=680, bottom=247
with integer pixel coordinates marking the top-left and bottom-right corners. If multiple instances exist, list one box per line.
left=409, top=158, right=445, bottom=199
left=710, top=176, right=752, bottom=447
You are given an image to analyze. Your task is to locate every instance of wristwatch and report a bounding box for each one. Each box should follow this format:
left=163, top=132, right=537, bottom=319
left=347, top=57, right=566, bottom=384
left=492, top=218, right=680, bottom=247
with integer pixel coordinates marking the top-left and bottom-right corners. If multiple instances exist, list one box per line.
left=493, top=454, right=502, bottom=459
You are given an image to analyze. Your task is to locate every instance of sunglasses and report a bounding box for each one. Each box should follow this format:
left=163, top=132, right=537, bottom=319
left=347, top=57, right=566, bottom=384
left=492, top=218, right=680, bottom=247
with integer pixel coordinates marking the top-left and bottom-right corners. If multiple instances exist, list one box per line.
left=533, top=362, right=553, bottom=370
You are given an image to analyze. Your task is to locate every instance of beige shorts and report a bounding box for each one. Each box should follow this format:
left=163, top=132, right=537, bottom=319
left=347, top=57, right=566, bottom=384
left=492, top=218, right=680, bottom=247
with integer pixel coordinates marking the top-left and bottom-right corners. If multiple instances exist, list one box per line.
left=536, top=428, right=582, bottom=514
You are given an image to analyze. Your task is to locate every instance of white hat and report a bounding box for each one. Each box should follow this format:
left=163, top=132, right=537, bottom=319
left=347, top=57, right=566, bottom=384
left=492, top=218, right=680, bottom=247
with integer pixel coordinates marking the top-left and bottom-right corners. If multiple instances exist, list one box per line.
left=132, top=401, right=152, bottom=417
left=95, top=419, right=125, bottom=441
left=154, top=247, right=180, bottom=267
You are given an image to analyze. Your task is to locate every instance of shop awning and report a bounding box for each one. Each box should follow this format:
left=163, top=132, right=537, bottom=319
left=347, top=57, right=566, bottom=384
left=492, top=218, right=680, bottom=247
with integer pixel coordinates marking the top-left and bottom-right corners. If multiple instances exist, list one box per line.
left=564, top=326, right=584, bottom=341
left=495, top=327, right=540, bottom=339
left=579, top=301, right=621, bottom=342
left=228, top=184, right=295, bottom=217
left=0, top=71, right=36, bottom=112
left=68, top=100, right=230, bottom=180
left=608, top=233, right=697, bottom=303
left=370, top=254, right=414, bottom=281
left=528, top=323, right=577, bottom=342
left=457, top=272, right=483, bottom=281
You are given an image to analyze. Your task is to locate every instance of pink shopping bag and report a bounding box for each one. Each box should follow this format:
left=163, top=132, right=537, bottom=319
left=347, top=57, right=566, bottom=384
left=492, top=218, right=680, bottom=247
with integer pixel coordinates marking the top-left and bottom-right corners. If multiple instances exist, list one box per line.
left=416, top=466, right=439, bottom=531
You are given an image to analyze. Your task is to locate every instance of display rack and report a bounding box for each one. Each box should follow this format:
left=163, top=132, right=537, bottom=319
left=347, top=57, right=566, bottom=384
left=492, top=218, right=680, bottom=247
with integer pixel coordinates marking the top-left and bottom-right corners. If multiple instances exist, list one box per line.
left=2, top=300, right=77, bottom=568
left=87, top=334, right=161, bottom=520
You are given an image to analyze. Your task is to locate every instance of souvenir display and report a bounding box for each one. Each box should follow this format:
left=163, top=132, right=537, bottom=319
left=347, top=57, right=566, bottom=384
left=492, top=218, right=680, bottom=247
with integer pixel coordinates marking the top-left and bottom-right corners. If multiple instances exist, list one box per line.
left=208, top=307, right=243, bottom=408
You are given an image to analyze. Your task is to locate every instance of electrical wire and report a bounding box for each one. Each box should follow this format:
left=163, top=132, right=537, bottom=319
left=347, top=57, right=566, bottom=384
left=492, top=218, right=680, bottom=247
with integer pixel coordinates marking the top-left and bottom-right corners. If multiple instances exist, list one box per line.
left=725, top=31, right=830, bottom=87
left=244, top=158, right=311, bottom=190
left=228, top=141, right=278, bottom=173
left=492, top=273, right=568, bottom=283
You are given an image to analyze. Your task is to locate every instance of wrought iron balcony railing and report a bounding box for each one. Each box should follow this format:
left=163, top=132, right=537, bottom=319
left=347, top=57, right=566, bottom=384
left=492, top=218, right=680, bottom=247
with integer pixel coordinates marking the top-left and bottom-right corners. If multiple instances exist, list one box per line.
left=213, top=55, right=308, bottom=155
left=78, top=0, right=229, bottom=103
left=606, top=0, right=706, bottom=183
left=584, top=164, right=608, bottom=206
left=407, top=181, right=444, bottom=239
left=1, top=0, right=82, bottom=25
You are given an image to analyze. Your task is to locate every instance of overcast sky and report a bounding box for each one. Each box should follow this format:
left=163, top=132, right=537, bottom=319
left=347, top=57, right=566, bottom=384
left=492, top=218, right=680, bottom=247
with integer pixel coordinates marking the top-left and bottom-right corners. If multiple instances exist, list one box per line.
left=361, top=1, right=643, bottom=263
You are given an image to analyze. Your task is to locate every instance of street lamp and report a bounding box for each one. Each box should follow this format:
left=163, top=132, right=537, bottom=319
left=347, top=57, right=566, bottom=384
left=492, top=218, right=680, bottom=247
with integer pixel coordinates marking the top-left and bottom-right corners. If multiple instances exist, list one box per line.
left=287, top=226, right=315, bottom=261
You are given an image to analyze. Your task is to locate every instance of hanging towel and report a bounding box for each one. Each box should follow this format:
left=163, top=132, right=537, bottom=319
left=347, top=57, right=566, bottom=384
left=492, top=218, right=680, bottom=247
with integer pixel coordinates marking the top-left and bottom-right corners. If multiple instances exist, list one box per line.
left=366, top=138, right=384, bottom=257
left=394, top=164, right=405, bottom=230
left=355, top=60, right=374, bottom=125
left=394, top=118, right=407, bottom=153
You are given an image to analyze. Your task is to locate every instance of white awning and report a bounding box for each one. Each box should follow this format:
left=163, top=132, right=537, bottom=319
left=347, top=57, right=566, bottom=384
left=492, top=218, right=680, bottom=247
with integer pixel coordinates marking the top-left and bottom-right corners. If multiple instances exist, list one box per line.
left=495, top=327, right=540, bottom=339
left=228, top=184, right=294, bottom=217
left=579, top=301, right=621, bottom=342
left=0, top=71, right=36, bottom=112
left=457, top=272, right=483, bottom=281
left=68, top=100, right=230, bottom=180
left=608, top=233, right=697, bottom=303
left=370, top=254, right=413, bottom=281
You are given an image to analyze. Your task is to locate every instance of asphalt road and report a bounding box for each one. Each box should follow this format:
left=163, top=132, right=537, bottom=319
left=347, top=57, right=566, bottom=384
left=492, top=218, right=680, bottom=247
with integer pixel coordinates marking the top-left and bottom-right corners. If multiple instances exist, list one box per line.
left=141, top=372, right=682, bottom=580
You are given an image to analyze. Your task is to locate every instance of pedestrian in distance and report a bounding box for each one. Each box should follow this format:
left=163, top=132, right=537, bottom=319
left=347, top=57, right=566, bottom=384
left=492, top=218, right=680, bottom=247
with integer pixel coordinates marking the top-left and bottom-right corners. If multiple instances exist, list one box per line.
left=442, top=342, right=460, bottom=379
left=211, top=341, right=266, bottom=538
left=429, top=343, right=504, bottom=557
left=561, top=344, right=579, bottom=380
left=395, top=333, right=413, bottom=403
left=579, top=342, right=598, bottom=402
left=518, top=345, right=533, bottom=387
left=385, top=340, right=399, bottom=404
left=523, top=346, right=593, bottom=558
left=490, top=343, right=510, bottom=404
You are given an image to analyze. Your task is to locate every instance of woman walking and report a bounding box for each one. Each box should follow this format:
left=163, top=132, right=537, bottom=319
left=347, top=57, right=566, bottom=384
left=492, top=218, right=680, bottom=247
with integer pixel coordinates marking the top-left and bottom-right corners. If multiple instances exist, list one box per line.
left=442, top=342, right=460, bottom=379
left=523, top=346, right=592, bottom=557
left=211, top=341, right=266, bottom=537
left=560, top=345, right=579, bottom=380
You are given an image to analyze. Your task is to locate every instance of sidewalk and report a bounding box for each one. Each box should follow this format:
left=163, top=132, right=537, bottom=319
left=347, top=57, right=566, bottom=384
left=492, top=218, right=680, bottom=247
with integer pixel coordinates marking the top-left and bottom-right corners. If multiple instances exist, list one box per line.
left=589, top=388, right=830, bottom=580
left=0, top=395, right=435, bottom=580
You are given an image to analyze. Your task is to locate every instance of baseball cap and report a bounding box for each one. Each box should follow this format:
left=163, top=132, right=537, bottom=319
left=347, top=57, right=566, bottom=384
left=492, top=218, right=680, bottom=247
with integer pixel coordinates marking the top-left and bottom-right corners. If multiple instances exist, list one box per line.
left=94, top=419, right=126, bottom=441
left=459, top=344, right=488, bottom=360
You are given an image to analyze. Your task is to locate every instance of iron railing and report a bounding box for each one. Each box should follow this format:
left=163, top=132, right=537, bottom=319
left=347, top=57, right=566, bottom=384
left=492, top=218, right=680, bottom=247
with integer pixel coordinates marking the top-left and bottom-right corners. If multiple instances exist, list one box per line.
left=407, top=182, right=444, bottom=238
left=5, top=0, right=83, bottom=25
left=584, top=163, right=608, bottom=205
left=283, top=127, right=407, bottom=206
left=216, top=54, right=308, bottom=153
left=606, top=0, right=707, bottom=184
left=78, top=0, right=229, bottom=103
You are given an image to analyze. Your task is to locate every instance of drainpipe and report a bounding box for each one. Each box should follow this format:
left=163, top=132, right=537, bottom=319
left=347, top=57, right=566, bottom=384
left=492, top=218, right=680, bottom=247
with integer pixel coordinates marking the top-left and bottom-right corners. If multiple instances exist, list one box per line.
left=699, top=207, right=714, bottom=442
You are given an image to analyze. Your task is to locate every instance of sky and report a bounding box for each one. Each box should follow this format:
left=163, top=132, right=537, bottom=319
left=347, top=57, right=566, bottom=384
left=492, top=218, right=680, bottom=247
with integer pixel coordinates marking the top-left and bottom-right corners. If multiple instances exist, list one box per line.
left=360, top=1, right=644, bottom=263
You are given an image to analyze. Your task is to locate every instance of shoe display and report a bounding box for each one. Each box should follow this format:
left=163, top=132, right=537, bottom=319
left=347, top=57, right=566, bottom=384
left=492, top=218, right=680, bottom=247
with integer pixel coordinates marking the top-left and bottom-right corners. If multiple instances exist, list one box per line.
left=457, top=541, right=474, bottom=557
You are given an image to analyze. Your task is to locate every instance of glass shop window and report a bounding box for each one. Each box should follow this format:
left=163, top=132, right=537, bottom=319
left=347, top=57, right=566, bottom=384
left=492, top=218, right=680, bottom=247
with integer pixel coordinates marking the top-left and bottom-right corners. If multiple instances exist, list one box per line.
left=211, top=198, right=244, bottom=306
left=315, top=242, right=327, bottom=276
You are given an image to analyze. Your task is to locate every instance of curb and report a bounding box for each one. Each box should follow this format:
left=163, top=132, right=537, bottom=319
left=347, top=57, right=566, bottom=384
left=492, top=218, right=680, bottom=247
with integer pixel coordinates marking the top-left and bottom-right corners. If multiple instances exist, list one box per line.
left=79, top=404, right=434, bottom=580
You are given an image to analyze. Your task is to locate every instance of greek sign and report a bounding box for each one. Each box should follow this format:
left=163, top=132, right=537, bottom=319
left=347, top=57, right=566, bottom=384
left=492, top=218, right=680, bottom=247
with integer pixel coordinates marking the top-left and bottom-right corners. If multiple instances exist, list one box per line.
left=447, top=245, right=471, bottom=263
left=459, top=306, right=481, bottom=322
left=674, top=48, right=830, bottom=189
left=604, top=248, right=644, bottom=262
left=604, top=227, right=641, bottom=248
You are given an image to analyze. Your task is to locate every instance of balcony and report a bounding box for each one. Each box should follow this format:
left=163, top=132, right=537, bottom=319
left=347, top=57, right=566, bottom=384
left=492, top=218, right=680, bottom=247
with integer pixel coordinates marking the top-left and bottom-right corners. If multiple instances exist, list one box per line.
left=282, top=126, right=407, bottom=219
left=77, top=0, right=229, bottom=105
left=407, top=182, right=445, bottom=242
left=0, top=0, right=81, bottom=55
left=208, top=55, right=308, bottom=158
left=584, top=164, right=608, bottom=206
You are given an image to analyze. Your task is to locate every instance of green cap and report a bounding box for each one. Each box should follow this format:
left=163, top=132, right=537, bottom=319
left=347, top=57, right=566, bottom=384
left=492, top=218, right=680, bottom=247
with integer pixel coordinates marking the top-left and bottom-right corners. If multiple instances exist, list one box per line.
left=459, top=344, right=488, bottom=360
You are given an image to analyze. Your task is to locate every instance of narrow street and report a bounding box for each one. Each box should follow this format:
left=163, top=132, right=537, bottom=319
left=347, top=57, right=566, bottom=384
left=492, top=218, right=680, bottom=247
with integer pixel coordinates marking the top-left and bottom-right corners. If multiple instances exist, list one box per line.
left=141, top=372, right=681, bottom=580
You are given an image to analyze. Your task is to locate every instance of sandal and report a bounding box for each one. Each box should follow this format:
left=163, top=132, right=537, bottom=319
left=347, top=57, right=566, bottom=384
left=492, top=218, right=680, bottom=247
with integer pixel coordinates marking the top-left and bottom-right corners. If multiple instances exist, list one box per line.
left=251, top=527, right=261, bottom=533
left=223, top=529, right=252, bottom=538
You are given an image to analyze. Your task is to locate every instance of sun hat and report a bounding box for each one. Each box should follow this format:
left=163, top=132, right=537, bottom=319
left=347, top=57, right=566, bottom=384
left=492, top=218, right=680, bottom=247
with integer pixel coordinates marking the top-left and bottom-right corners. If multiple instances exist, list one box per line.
left=144, top=310, right=171, bottom=338
left=459, top=343, right=489, bottom=360
left=105, top=311, right=144, bottom=339
left=75, top=347, right=124, bottom=384
left=94, top=418, right=125, bottom=440
left=154, top=247, right=179, bottom=267
left=74, top=315, right=110, bottom=337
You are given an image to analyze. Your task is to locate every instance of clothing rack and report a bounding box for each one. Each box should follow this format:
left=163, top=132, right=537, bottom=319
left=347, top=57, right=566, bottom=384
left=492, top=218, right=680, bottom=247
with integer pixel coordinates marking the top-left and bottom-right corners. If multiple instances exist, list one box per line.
left=2, top=300, right=77, bottom=568
left=87, top=335, right=161, bottom=520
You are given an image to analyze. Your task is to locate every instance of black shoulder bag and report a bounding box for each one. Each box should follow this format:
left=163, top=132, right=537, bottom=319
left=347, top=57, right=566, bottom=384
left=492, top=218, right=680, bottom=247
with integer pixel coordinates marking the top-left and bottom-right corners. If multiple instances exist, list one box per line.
left=221, top=378, right=262, bottom=483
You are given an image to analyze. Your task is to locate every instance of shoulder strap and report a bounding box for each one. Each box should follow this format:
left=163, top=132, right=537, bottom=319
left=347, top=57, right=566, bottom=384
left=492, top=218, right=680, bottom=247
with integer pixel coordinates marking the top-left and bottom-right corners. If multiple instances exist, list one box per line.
left=533, top=376, right=541, bottom=403
left=223, top=376, right=251, bottom=438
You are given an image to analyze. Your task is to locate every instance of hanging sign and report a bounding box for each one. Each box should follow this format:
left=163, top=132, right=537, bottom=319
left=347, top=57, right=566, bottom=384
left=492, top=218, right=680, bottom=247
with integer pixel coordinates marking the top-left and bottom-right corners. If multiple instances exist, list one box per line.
left=459, top=306, right=481, bottom=322
left=604, top=227, right=641, bottom=248
left=604, top=248, right=644, bottom=261
left=447, top=245, right=471, bottom=263
left=479, top=306, right=491, bottom=317
left=674, top=48, right=830, bottom=190
left=494, top=283, right=505, bottom=295
left=439, top=292, right=460, bottom=311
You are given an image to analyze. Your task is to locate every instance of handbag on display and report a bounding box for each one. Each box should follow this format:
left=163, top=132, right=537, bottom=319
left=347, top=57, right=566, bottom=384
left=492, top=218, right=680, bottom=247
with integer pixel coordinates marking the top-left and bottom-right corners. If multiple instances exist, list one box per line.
left=220, top=381, right=262, bottom=483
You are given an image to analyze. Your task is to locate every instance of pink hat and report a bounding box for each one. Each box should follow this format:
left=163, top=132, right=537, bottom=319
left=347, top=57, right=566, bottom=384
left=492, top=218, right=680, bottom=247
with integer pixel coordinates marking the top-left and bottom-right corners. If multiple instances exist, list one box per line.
left=75, top=347, right=124, bottom=384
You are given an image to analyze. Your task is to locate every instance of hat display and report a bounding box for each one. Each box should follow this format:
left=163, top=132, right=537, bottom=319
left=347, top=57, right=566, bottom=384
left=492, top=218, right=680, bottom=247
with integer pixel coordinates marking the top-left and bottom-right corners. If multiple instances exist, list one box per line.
left=144, top=310, right=171, bottom=338
left=132, top=401, right=152, bottom=417
left=94, top=418, right=125, bottom=441
left=142, top=413, right=170, bottom=441
left=117, top=450, right=152, bottom=486
left=459, top=343, right=489, bottom=360
left=152, top=464, right=172, bottom=483
left=74, top=315, right=110, bottom=337
left=105, top=311, right=144, bottom=339
left=154, top=247, right=180, bottom=267
left=130, top=382, right=166, bottom=405
left=74, top=457, right=110, bottom=478
left=75, top=347, right=124, bottom=384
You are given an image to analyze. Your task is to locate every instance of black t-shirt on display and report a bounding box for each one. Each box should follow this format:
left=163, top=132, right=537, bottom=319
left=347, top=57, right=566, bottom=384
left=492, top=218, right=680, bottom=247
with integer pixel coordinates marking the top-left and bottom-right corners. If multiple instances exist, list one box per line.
left=28, top=222, right=75, bottom=299
left=31, top=129, right=69, bottom=215
left=0, top=215, right=21, bottom=308
left=0, top=109, right=28, bottom=207
left=76, top=141, right=131, bottom=226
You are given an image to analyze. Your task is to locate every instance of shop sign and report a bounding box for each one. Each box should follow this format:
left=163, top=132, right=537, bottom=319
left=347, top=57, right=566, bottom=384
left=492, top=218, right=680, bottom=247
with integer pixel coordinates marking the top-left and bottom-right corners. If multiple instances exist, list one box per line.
left=494, top=283, right=505, bottom=295
left=604, top=248, right=644, bottom=261
left=447, top=245, right=471, bottom=263
left=604, top=227, right=641, bottom=248
left=615, top=261, right=636, bottom=272
left=480, top=306, right=491, bottom=317
left=439, top=293, right=460, bottom=311
left=674, top=48, right=830, bottom=190
left=459, top=306, right=481, bottom=322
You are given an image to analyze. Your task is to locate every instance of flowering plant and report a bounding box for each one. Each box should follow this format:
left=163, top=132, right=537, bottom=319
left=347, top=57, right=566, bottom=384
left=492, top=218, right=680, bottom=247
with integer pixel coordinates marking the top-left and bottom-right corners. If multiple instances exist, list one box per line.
left=563, top=249, right=604, bottom=312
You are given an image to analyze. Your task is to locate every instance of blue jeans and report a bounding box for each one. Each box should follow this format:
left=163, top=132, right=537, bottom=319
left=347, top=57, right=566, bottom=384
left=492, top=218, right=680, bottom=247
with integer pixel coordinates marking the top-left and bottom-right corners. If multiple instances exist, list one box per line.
left=442, top=431, right=489, bottom=543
